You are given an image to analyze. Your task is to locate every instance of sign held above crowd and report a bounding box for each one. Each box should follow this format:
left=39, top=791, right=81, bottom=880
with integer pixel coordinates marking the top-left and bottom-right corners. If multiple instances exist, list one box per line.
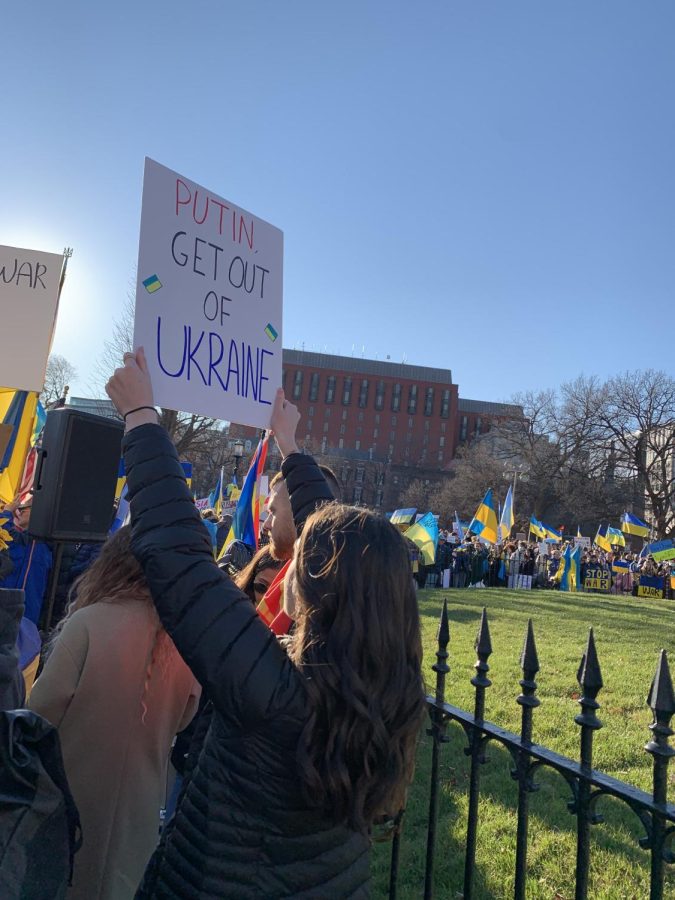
left=133, top=159, right=284, bottom=429
left=0, top=244, right=65, bottom=392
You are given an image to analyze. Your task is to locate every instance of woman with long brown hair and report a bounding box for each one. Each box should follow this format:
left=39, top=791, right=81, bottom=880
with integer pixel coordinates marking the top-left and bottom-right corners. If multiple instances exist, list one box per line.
left=29, top=526, right=200, bottom=900
left=106, top=349, right=426, bottom=899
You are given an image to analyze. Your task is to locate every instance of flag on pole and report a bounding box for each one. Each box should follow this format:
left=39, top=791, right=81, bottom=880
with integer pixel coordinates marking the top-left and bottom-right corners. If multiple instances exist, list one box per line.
left=620, top=512, right=650, bottom=538
left=454, top=510, right=464, bottom=541
left=529, top=516, right=546, bottom=539
left=559, top=544, right=573, bottom=591
left=570, top=544, right=581, bottom=591
left=468, top=489, right=499, bottom=545
left=0, top=389, right=39, bottom=504
left=498, top=485, right=515, bottom=542
left=404, top=512, right=439, bottom=566
left=219, top=435, right=269, bottom=555
left=594, top=524, right=613, bottom=553
left=607, top=526, right=626, bottom=547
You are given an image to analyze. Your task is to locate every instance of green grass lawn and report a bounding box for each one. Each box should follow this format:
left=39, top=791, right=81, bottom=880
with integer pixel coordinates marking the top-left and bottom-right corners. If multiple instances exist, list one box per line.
left=370, top=586, right=675, bottom=899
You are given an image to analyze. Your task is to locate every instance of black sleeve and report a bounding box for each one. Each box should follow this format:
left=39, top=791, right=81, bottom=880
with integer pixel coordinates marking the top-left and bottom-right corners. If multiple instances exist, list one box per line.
left=0, top=589, right=25, bottom=711
left=123, top=424, right=301, bottom=725
left=281, top=452, right=335, bottom=532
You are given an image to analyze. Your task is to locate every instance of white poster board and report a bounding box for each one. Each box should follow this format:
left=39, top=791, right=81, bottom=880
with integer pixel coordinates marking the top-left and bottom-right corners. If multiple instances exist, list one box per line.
left=574, top=536, right=591, bottom=550
left=134, top=158, right=283, bottom=428
left=0, top=244, right=64, bottom=392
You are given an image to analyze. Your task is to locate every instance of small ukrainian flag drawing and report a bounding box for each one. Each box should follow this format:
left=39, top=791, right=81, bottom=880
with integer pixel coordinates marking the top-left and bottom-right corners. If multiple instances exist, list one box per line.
left=264, top=323, right=278, bottom=342
left=143, top=274, right=162, bottom=293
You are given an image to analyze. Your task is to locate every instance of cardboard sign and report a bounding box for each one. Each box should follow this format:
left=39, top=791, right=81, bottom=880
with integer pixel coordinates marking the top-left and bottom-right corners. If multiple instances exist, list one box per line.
left=134, top=159, right=283, bottom=428
left=0, top=244, right=64, bottom=392
left=584, top=565, right=611, bottom=592
left=637, top=575, right=665, bottom=599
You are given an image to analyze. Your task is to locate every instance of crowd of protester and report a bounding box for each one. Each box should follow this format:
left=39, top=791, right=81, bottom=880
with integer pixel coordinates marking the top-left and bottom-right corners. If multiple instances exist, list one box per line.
left=413, top=532, right=675, bottom=596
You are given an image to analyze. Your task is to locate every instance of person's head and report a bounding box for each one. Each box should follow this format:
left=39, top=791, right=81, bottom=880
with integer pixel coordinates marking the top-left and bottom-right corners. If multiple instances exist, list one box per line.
left=13, top=495, right=32, bottom=531
left=235, top=545, right=284, bottom=604
left=264, top=473, right=296, bottom=561
left=287, top=503, right=426, bottom=832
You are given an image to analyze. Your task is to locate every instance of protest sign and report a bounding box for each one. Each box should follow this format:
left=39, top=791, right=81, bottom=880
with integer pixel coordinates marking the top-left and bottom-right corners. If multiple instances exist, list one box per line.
left=0, top=244, right=64, bottom=392
left=584, top=565, right=611, bottom=592
left=134, top=159, right=283, bottom=428
left=637, top=575, right=665, bottom=599
left=574, top=536, right=591, bottom=550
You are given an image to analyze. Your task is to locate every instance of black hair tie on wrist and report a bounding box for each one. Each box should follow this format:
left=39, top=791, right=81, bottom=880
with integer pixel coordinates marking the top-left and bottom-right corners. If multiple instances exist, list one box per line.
left=123, top=405, right=158, bottom=421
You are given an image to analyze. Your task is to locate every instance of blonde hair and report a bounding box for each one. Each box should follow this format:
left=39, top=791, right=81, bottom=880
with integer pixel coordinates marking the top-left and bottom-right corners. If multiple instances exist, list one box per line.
left=51, top=526, right=176, bottom=722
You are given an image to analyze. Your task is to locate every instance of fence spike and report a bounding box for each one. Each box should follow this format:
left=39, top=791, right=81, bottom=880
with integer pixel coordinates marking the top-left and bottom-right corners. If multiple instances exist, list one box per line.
left=520, top=618, right=540, bottom=677
left=437, top=597, right=450, bottom=649
left=646, top=649, right=675, bottom=720
left=577, top=628, right=603, bottom=693
left=475, top=607, right=493, bottom=659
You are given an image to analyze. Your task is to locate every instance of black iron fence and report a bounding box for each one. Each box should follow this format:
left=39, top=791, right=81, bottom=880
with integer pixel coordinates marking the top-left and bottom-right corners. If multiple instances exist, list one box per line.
left=387, top=601, right=675, bottom=899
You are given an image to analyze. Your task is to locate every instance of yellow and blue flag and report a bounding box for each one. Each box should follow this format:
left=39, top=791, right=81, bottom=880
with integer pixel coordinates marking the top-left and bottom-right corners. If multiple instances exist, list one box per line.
left=570, top=545, right=581, bottom=591
left=498, top=485, right=515, bottom=542
left=391, top=508, right=417, bottom=527
left=468, top=489, right=499, bottom=545
left=559, top=544, right=573, bottom=591
left=0, top=389, right=39, bottom=504
left=529, top=516, right=546, bottom=539
left=542, top=523, right=562, bottom=542
left=594, top=524, right=613, bottom=553
left=404, top=512, right=439, bottom=566
left=620, top=512, right=650, bottom=538
left=607, top=526, right=626, bottom=547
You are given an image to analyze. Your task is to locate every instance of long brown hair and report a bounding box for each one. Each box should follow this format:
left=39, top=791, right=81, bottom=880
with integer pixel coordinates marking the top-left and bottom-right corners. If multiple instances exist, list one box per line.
left=52, top=526, right=175, bottom=721
left=289, top=504, right=426, bottom=832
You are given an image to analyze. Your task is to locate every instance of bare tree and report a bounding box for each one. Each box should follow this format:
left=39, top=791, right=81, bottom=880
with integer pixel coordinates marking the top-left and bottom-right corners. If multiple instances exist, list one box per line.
left=42, top=354, right=77, bottom=406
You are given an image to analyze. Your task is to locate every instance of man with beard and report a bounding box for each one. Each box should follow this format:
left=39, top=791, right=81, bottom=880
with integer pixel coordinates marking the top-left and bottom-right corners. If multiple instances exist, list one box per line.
left=257, top=465, right=340, bottom=633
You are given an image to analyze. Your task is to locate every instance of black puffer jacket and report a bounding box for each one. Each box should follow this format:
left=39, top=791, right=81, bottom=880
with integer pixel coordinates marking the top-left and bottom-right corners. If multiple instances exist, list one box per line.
left=125, top=426, right=370, bottom=899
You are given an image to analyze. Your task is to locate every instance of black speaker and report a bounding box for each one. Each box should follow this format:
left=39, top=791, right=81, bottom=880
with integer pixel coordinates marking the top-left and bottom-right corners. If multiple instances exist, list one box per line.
left=29, top=408, right=124, bottom=542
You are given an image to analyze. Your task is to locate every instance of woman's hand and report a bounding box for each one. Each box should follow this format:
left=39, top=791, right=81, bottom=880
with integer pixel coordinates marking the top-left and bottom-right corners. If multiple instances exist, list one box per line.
left=105, top=347, right=158, bottom=431
left=270, top=389, right=300, bottom=458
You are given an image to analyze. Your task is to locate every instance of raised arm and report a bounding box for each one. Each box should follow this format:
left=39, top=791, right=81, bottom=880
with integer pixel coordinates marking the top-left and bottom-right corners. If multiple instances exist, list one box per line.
left=107, top=351, right=300, bottom=725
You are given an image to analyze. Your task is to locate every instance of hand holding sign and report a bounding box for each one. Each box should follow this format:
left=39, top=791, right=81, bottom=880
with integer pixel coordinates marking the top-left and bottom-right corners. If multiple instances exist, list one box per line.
left=106, top=348, right=158, bottom=431
left=270, top=389, right=300, bottom=458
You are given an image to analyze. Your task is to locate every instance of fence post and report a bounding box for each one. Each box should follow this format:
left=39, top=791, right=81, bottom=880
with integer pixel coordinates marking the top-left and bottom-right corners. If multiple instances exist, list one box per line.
left=573, top=628, right=603, bottom=900
left=424, top=599, right=450, bottom=900
left=644, top=649, right=675, bottom=900
left=463, top=607, right=493, bottom=899
left=513, top=619, right=540, bottom=900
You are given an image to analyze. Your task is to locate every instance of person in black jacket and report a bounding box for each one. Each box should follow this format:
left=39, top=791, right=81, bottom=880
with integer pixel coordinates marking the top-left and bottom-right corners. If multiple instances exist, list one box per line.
left=106, top=349, right=426, bottom=899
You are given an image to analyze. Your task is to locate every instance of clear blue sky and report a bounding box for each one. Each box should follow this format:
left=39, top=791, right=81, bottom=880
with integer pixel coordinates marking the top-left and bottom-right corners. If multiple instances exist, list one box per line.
left=2, top=1, right=673, bottom=402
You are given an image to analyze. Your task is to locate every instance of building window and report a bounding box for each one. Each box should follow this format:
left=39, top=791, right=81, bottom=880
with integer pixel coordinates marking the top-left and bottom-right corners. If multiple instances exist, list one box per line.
left=390, top=431, right=396, bottom=442
left=353, top=485, right=362, bottom=503
left=321, top=437, right=327, bottom=453
left=440, top=389, right=450, bottom=419
left=307, top=419, right=313, bottom=430
left=358, top=379, right=369, bottom=408
left=355, top=467, right=364, bottom=483
left=355, top=440, right=360, bottom=450
left=441, top=422, right=446, bottom=433
left=439, top=436, right=445, bottom=447
left=245, top=440, right=252, bottom=452
left=424, top=419, right=430, bottom=431
left=341, top=465, right=349, bottom=482
left=324, top=408, right=331, bottom=419
left=325, top=376, right=336, bottom=403
left=323, top=422, right=329, bottom=433
left=358, top=411, right=364, bottom=422
left=375, top=488, right=383, bottom=507
left=338, top=438, right=344, bottom=449
left=408, top=417, right=413, bottom=428
left=293, top=370, right=303, bottom=401
left=460, top=415, right=468, bottom=441
left=342, top=377, right=352, bottom=405
left=342, top=409, right=348, bottom=421
left=373, top=427, right=379, bottom=438
left=389, top=444, right=395, bottom=456
left=309, top=373, right=320, bottom=402
left=340, top=424, right=346, bottom=434
left=375, top=413, right=380, bottom=425
left=391, top=383, right=401, bottom=412
left=475, top=416, right=482, bottom=435
left=406, top=432, right=412, bottom=443
left=424, top=387, right=434, bottom=416
left=308, top=405, right=314, bottom=418
left=375, top=380, right=385, bottom=411
left=282, top=369, right=288, bottom=389
left=391, top=415, right=397, bottom=426
left=438, top=451, right=444, bottom=463
left=407, top=384, right=418, bottom=414
left=356, top=425, right=362, bottom=436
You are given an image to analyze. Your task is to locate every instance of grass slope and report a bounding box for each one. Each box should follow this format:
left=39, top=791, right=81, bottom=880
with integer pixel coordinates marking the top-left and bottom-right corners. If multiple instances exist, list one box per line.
left=371, top=587, right=675, bottom=899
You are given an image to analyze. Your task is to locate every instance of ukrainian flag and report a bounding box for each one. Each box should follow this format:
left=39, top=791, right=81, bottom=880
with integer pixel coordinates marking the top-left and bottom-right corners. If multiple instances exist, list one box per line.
left=620, top=512, right=650, bottom=538
left=468, top=489, right=499, bottom=545
left=0, top=389, right=39, bottom=504
left=570, top=545, right=581, bottom=591
left=594, top=524, right=613, bottom=553
left=404, top=512, right=439, bottom=566
left=529, top=516, right=546, bottom=539
left=559, top=544, right=573, bottom=591
left=607, top=526, right=626, bottom=547
left=542, top=523, right=562, bottom=542
left=612, top=559, right=631, bottom=575
left=498, top=485, right=515, bottom=542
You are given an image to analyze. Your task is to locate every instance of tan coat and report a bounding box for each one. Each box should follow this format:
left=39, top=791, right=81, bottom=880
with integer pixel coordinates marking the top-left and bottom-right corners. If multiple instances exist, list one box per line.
left=29, top=600, right=200, bottom=900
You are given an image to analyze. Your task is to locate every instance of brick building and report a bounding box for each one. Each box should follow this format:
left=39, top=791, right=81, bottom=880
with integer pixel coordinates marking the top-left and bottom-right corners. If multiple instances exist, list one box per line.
left=227, top=350, right=523, bottom=510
